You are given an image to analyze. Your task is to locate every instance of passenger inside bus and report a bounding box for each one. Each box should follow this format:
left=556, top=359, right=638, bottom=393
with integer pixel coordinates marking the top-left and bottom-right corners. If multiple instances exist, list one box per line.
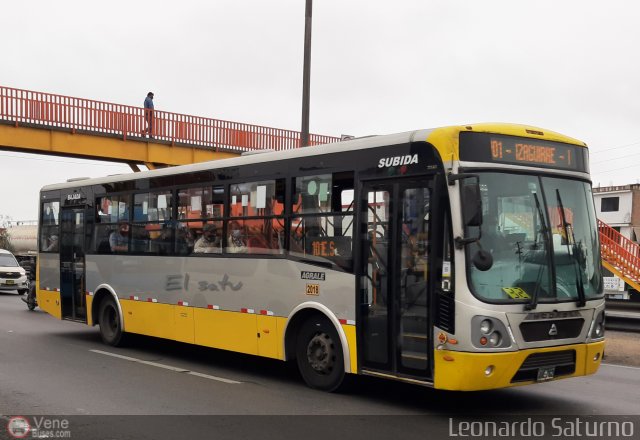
left=226, top=221, right=247, bottom=253
left=175, top=225, right=194, bottom=255
left=43, top=234, right=59, bottom=252
left=151, top=226, right=172, bottom=256
left=193, top=224, right=221, bottom=254
left=109, top=222, right=129, bottom=253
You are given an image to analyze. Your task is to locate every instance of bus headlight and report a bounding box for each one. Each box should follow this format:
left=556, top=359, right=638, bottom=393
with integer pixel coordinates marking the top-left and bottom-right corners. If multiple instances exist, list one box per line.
left=590, top=311, right=605, bottom=340
left=471, top=316, right=511, bottom=349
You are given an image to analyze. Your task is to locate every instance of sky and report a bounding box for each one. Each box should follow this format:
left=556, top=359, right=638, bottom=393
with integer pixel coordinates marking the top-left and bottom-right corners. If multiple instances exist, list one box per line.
left=1, top=0, right=640, bottom=222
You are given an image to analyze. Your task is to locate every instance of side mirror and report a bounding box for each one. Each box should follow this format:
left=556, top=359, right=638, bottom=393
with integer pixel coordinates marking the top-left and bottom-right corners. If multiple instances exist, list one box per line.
left=472, top=248, right=493, bottom=271
left=461, top=180, right=483, bottom=227
left=448, top=173, right=483, bottom=248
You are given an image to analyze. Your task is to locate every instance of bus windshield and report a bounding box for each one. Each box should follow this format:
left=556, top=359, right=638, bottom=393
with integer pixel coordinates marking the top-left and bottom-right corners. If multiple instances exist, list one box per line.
left=467, top=172, right=602, bottom=305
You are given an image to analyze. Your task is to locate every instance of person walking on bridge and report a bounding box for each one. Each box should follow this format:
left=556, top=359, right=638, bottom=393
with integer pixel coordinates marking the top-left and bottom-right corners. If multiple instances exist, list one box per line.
left=143, top=92, right=154, bottom=138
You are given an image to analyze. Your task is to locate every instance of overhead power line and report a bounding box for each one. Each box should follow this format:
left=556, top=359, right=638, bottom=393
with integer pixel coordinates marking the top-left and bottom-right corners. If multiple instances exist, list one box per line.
left=590, top=151, right=640, bottom=165
left=592, top=162, right=640, bottom=175
left=590, top=140, right=640, bottom=154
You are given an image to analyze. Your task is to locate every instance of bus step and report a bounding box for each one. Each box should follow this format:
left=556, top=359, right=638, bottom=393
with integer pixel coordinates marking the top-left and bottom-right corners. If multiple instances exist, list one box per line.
left=401, top=350, right=428, bottom=361
left=402, top=332, right=428, bottom=340
left=402, top=334, right=428, bottom=353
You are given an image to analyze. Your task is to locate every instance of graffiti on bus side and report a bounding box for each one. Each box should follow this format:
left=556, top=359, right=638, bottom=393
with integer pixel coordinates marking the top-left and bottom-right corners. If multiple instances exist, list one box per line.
left=165, top=273, right=243, bottom=292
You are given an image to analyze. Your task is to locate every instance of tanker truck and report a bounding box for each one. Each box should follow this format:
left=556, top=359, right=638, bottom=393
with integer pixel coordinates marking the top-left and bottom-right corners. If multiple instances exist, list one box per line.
left=3, top=223, right=37, bottom=281
left=5, top=223, right=37, bottom=253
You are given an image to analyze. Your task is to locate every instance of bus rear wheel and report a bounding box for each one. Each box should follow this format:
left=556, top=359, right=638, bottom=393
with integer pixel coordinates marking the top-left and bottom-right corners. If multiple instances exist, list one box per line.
left=98, top=296, right=125, bottom=346
left=296, top=316, right=345, bottom=392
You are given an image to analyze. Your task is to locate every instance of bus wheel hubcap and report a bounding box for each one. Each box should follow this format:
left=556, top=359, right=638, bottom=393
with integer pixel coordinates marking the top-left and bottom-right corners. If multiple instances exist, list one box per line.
left=307, top=333, right=334, bottom=374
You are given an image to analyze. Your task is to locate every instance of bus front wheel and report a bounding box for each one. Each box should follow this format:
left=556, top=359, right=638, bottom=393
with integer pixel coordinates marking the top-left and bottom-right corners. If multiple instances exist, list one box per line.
left=296, top=316, right=345, bottom=392
left=98, top=296, right=125, bottom=346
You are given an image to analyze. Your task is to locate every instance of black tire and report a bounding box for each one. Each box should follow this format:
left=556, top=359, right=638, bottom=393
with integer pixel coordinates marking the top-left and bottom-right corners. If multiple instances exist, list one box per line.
left=98, top=296, right=125, bottom=346
left=296, top=316, right=345, bottom=392
left=26, top=285, right=37, bottom=311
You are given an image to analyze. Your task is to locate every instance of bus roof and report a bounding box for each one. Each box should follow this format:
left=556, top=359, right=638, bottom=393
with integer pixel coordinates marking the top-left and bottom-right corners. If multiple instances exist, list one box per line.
left=40, top=123, right=586, bottom=192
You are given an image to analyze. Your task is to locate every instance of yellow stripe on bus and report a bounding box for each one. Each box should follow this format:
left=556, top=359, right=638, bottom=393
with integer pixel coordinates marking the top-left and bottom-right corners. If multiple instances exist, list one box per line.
left=341, top=323, right=358, bottom=374
left=37, top=289, right=61, bottom=320
left=121, top=300, right=175, bottom=340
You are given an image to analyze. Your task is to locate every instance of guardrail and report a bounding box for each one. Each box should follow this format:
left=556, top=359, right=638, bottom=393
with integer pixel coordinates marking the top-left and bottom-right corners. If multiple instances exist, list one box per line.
left=0, top=85, right=340, bottom=151
left=605, top=305, right=640, bottom=333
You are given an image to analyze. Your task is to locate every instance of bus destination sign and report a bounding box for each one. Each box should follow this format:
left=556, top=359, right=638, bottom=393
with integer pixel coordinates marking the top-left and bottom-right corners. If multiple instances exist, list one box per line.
left=459, top=133, right=588, bottom=173
left=490, top=139, right=572, bottom=167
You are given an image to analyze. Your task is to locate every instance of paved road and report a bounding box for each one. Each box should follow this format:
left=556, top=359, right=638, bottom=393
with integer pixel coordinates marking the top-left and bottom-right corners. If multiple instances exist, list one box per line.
left=1, top=292, right=639, bottom=438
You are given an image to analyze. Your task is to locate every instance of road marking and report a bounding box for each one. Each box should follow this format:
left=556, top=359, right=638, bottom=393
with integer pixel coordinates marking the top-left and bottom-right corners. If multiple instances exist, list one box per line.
left=187, top=371, right=241, bottom=382
left=90, top=349, right=242, bottom=384
left=601, top=362, right=640, bottom=371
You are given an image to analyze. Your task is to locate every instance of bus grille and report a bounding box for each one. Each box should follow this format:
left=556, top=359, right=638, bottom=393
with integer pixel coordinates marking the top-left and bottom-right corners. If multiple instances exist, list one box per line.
left=519, top=318, right=584, bottom=342
left=511, top=350, right=576, bottom=383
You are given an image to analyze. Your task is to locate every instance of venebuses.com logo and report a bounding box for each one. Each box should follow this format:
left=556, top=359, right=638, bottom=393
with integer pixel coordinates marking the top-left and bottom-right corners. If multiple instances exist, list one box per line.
left=6, top=416, right=71, bottom=438
left=6, top=416, right=30, bottom=438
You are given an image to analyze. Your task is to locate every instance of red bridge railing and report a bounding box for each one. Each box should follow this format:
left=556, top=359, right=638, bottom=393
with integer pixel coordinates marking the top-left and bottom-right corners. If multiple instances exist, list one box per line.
left=598, top=218, right=640, bottom=286
left=0, top=85, right=340, bottom=151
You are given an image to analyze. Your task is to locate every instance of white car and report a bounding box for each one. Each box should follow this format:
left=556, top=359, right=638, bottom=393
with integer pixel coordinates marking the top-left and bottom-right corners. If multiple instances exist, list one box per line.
left=0, top=249, right=29, bottom=294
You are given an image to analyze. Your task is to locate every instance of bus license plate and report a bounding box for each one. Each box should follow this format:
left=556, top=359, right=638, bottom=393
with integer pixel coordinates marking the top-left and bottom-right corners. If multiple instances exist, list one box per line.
left=537, top=367, right=555, bottom=382
left=5, top=280, right=14, bottom=285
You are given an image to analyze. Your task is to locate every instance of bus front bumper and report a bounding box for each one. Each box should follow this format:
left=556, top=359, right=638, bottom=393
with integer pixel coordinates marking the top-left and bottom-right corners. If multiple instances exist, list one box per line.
left=433, top=341, right=605, bottom=391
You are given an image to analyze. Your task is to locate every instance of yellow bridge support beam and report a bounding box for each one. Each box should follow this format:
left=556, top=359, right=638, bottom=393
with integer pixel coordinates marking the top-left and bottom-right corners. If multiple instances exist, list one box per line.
left=0, top=124, right=239, bottom=168
left=602, top=260, right=640, bottom=294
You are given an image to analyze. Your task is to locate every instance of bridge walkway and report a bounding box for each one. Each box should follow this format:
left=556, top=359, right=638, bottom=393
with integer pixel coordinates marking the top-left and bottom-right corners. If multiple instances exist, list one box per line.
left=0, top=85, right=338, bottom=170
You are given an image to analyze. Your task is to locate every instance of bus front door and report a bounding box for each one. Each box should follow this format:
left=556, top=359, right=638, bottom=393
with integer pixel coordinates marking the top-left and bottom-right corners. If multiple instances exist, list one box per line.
left=60, top=207, right=87, bottom=322
left=360, top=179, right=433, bottom=379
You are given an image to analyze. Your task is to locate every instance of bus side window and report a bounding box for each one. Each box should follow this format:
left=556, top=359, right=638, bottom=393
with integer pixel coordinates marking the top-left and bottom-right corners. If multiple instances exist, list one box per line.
left=40, top=200, right=60, bottom=252
left=289, top=172, right=354, bottom=271
left=131, top=224, right=151, bottom=253
left=227, top=180, right=284, bottom=255
left=94, top=225, right=113, bottom=254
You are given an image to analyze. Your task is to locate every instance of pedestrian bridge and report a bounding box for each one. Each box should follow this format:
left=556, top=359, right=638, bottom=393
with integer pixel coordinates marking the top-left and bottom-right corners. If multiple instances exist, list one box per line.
left=0, top=85, right=338, bottom=170
left=599, top=220, right=640, bottom=294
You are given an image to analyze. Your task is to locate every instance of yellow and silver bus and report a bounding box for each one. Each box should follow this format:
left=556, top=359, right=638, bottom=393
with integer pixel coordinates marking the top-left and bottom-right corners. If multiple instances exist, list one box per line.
left=36, top=123, right=605, bottom=391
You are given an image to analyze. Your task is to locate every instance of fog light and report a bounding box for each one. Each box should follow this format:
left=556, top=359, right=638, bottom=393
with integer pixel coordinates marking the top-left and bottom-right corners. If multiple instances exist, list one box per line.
left=593, top=352, right=601, bottom=362
left=485, top=365, right=494, bottom=376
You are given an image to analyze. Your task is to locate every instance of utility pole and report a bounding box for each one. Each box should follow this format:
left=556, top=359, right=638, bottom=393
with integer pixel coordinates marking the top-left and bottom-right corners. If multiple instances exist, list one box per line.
left=301, top=0, right=312, bottom=147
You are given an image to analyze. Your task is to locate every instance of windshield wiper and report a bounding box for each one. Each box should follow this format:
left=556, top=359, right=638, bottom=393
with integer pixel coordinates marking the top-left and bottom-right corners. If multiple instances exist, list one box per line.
left=556, top=189, right=587, bottom=307
left=525, top=191, right=550, bottom=311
